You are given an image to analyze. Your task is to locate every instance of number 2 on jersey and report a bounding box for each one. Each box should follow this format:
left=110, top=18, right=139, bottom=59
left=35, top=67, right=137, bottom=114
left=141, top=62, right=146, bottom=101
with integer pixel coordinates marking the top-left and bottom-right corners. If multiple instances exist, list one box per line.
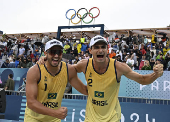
left=88, top=79, right=93, bottom=87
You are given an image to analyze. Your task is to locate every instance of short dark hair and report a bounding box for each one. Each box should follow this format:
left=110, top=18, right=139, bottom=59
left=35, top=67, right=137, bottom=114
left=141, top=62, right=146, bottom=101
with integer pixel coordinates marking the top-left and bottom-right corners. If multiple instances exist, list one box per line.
left=9, top=74, right=13, bottom=78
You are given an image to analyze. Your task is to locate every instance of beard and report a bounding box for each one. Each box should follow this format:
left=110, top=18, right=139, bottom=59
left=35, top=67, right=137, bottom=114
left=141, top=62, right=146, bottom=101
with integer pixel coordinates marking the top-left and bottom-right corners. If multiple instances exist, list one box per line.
left=47, top=55, right=61, bottom=67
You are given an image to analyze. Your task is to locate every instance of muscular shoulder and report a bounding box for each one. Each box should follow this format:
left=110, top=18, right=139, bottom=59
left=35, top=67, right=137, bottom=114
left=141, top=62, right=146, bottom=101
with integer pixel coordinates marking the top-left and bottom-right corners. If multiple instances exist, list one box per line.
left=115, top=61, right=132, bottom=76
left=26, top=64, right=40, bottom=83
left=28, top=64, right=40, bottom=74
left=73, top=59, right=88, bottom=73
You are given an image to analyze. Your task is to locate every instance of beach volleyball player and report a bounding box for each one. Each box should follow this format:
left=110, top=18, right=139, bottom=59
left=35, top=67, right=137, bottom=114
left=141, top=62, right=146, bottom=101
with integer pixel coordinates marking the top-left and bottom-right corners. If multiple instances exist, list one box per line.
left=24, top=39, right=87, bottom=122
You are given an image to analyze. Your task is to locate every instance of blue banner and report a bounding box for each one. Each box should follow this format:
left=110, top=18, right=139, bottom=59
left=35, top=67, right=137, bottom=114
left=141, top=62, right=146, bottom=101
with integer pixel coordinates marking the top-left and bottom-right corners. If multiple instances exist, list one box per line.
left=4, top=96, right=170, bottom=122
left=0, top=68, right=28, bottom=91
left=61, top=99, right=170, bottom=122
left=4, top=95, right=22, bottom=121
left=0, top=120, right=23, bottom=122
left=73, top=71, right=170, bottom=100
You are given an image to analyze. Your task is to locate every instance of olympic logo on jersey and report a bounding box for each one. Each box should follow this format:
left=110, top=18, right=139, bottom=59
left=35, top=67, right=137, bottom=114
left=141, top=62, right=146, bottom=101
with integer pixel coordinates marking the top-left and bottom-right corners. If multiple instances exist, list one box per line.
left=65, top=7, right=100, bottom=24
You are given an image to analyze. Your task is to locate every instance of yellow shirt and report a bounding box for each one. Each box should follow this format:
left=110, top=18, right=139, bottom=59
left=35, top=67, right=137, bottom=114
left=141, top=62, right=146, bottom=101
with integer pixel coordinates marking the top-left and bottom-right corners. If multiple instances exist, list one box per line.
left=151, top=34, right=156, bottom=43
left=163, top=48, right=170, bottom=56
left=63, top=45, right=70, bottom=54
left=84, top=58, right=121, bottom=122
left=77, top=43, right=82, bottom=53
left=24, top=62, right=68, bottom=122
left=80, top=38, right=85, bottom=43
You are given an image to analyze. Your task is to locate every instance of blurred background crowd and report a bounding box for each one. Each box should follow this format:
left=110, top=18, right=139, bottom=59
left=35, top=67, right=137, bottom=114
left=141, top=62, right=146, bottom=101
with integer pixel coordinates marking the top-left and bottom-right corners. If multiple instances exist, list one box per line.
left=0, top=33, right=170, bottom=71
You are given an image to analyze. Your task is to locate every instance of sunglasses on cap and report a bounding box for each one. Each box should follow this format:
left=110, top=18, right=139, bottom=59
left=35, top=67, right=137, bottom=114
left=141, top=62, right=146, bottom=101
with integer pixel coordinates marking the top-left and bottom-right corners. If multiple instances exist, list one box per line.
left=48, top=49, right=63, bottom=56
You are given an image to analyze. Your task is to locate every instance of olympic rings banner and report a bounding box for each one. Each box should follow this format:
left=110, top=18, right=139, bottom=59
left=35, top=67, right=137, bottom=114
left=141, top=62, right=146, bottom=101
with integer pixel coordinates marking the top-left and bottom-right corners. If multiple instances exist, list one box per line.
left=65, top=7, right=100, bottom=25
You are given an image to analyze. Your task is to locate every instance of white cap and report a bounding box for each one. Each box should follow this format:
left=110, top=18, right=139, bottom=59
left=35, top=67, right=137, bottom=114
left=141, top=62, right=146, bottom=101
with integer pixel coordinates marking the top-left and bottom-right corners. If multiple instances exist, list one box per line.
left=45, top=39, right=63, bottom=51
left=90, top=35, right=107, bottom=47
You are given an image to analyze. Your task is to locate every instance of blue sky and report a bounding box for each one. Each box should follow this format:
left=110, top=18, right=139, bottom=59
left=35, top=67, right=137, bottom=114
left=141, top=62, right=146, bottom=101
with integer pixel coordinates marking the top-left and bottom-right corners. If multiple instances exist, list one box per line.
left=0, top=0, right=170, bottom=34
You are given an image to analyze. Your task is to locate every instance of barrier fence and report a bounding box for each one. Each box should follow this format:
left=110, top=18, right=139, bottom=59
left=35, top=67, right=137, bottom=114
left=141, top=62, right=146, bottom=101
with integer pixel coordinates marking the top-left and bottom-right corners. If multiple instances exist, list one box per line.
left=5, top=90, right=170, bottom=105
left=7, top=90, right=168, bottom=106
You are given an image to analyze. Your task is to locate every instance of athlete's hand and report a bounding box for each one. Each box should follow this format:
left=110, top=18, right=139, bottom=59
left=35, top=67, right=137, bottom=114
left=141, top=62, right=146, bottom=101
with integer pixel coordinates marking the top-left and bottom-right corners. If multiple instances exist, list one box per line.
left=37, top=56, right=47, bottom=65
left=153, top=64, right=163, bottom=77
left=55, top=107, right=68, bottom=119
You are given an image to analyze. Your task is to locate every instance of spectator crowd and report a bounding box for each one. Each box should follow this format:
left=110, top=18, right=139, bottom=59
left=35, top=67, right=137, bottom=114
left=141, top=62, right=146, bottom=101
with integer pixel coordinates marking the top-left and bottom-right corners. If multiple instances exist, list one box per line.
left=0, top=33, right=170, bottom=71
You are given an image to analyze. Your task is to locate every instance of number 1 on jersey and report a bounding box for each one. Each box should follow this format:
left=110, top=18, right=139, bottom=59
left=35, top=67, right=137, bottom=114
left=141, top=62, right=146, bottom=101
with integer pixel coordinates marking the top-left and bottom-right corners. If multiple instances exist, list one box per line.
left=44, top=83, right=47, bottom=91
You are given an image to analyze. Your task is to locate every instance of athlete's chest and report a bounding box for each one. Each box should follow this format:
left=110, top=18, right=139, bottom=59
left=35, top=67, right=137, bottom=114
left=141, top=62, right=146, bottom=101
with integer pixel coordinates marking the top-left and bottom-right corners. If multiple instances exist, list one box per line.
left=86, top=71, right=117, bottom=89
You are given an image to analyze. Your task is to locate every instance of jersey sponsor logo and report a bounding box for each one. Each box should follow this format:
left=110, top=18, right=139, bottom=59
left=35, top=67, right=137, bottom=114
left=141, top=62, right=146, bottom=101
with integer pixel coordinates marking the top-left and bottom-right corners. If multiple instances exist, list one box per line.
left=95, top=91, right=104, bottom=98
left=48, top=93, right=57, bottom=99
left=42, top=102, right=58, bottom=108
left=92, top=98, right=108, bottom=106
left=44, top=76, right=47, bottom=81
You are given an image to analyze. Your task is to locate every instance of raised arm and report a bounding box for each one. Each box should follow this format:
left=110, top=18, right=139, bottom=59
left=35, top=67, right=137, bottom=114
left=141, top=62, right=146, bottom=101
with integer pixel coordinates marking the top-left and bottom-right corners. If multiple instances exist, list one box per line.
left=116, top=61, right=163, bottom=85
left=26, top=65, right=67, bottom=119
left=68, top=64, right=88, bottom=95
left=73, top=59, right=88, bottom=73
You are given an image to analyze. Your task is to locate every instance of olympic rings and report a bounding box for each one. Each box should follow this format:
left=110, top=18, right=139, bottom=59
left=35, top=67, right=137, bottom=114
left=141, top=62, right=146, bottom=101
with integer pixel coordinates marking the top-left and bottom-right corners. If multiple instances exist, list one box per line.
left=65, top=7, right=100, bottom=24
left=82, top=13, right=93, bottom=24
left=77, top=8, right=88, bottom=19
left=71, top=13, right=82, bottom=24
left=65, top=9, right=76, bottom=20
left=89, top=7, right=100, bottom=18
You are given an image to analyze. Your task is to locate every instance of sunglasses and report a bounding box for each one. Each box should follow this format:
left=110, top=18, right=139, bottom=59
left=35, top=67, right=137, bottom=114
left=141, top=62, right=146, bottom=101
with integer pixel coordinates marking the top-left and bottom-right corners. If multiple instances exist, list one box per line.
left=48, top=49, right=63, bottom=56
left=93, top=45, right=107, bottom=49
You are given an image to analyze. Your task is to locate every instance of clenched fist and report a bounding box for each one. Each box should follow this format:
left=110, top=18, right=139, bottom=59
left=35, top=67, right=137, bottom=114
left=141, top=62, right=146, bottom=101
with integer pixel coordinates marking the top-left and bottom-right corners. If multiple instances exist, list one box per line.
left=56, top=107, right=68, bottom=119
left=153, top=64, right=164, bottom=77
left=52, top=107, right=68, bottom=119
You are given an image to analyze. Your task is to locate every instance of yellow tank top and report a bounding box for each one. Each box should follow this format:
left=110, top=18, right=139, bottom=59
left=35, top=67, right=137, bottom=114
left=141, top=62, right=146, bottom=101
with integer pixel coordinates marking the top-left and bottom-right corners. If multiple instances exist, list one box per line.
left=24, top=62, right=68, bottom=122
left=84, top=58, right=121, bottom=122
